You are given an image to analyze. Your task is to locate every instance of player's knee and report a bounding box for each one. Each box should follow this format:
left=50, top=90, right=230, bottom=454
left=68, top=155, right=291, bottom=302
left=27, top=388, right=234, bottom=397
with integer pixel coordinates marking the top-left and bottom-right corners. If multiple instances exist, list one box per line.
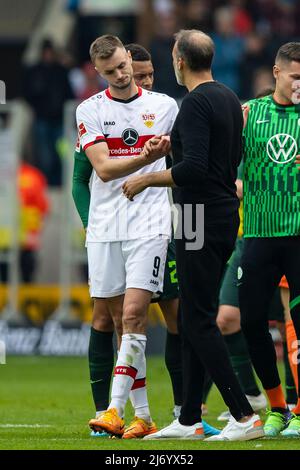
left=92, top=315, right=114, bottom=332
left=217, top=306, right=240, bottom=335
left=217, top=315, right=230, bottom=335
left=122, top=303, right=146, bottom=332
left=92, top=300, right=114, bottom=332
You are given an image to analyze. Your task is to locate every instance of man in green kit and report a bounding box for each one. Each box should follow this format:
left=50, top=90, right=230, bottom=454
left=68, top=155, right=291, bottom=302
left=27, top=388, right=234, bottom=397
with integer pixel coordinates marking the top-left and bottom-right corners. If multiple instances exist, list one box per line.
left=239, top=42, right=300, bottom=437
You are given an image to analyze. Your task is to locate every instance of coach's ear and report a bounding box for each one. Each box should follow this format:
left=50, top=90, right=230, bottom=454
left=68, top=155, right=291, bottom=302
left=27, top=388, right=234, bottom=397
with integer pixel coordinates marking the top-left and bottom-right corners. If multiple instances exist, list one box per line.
left=127, top=50, right=132, bottom=63
left=177, top=56, right=184, bottom=71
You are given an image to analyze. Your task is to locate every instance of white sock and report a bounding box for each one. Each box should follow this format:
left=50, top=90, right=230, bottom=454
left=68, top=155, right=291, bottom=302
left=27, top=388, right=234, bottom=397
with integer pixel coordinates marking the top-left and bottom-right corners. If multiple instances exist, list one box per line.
left=109, top=334, right=146, bottom=418
left=129, top=345, right=151, bottom=423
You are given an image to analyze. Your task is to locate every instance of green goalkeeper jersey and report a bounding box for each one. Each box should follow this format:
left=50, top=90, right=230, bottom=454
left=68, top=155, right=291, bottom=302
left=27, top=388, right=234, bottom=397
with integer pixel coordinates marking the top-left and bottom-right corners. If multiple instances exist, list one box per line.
left=243, top=95, right=300, bottom=237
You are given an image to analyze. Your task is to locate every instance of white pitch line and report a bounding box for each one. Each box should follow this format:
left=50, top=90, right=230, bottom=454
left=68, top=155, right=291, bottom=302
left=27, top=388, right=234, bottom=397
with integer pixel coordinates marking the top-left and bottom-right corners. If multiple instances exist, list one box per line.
left=0, top=424, right=53, bottom=428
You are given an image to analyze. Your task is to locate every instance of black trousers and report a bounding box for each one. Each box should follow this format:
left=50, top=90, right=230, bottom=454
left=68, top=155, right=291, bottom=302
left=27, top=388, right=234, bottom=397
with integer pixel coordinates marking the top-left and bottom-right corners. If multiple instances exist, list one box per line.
left=239, top=237, right=300, bottom=396
left=176, top=210, right=253, bottom=424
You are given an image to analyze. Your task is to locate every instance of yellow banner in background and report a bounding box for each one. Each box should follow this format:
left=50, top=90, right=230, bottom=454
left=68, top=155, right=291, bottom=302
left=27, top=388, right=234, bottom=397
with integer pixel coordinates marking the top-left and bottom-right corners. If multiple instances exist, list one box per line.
left=0, top=284, right=165, bottom=326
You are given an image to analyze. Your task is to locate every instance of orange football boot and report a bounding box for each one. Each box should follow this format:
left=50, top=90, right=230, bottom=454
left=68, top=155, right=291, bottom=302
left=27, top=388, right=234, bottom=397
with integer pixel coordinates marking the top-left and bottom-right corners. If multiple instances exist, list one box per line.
left=122, top=417, right=158, bottom=439
left=89, top=408, right=125, bottom=436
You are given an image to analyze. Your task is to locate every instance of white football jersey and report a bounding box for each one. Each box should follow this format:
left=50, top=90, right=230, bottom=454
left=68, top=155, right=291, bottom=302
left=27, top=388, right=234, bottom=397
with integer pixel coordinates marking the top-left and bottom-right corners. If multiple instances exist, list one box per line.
left=76, top=87, right=178, bottom=242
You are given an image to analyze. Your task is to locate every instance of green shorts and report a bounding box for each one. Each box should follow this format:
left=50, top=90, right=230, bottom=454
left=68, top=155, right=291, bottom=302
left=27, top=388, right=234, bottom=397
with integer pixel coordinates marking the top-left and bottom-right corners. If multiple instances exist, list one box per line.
left=219, top=237, right=285, bottom=321
left=152, top=238, right=179, bottom=303
left=219, top=238, right=244, bottom=308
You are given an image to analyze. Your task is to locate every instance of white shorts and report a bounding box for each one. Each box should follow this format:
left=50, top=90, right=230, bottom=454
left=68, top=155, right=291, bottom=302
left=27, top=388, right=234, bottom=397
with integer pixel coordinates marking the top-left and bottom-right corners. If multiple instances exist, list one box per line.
left=87, top=237, right=168, bottom=298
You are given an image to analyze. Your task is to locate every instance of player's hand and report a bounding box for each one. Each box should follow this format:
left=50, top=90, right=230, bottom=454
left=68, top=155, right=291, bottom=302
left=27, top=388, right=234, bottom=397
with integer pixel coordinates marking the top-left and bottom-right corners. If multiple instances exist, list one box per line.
left=122, top=175, right=148, bottom=201
left=242, top=104, right=250, bottom=129
left=142, top=135, right=171, bottom=162
left=295, top=154, right=300, bottom=169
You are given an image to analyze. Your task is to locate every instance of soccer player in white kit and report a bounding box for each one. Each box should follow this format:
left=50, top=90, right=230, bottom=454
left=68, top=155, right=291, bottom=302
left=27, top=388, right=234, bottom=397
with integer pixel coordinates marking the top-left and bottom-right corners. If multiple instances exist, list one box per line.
left=76, top=34, right=178, bottom=438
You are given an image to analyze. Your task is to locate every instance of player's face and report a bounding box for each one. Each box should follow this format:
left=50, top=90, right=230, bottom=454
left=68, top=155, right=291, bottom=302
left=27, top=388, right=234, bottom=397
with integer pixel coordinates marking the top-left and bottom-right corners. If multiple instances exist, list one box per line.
left=273, top=60, right=300, bottom=103
left=95, top=47, right=133, bottom=90
left=172, top=43, right=184, bottom=86
left=132, top=60, right=154, bottom=90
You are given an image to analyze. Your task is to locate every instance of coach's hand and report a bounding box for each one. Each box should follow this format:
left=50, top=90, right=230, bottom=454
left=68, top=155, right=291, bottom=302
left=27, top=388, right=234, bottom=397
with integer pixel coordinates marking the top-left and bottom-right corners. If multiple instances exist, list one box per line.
left=142, top=135, right=171, bottom=161
left=122, top=175, right=148, bottom=201
left=295, top=154, right=300, bottom=169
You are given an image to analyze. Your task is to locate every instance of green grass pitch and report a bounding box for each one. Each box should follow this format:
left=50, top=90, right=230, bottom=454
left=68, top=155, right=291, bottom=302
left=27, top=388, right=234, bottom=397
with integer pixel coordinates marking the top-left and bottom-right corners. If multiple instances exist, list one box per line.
left=0, top=356, right=298, bottom=450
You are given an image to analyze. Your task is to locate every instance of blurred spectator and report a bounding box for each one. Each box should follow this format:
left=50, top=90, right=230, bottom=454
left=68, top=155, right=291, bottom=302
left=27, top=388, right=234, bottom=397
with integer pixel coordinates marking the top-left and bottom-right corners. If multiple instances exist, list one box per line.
left=248, top=0, right=300, bottom=37
left=184, top=0, right=212, bottom=32
left=0, top=162, right=50, bottom=283
left=58, top=50, right=86, bottom=98
left=153, top=0, right=175, bottom=15
left=239, top=32, right=272, bottom=100
left=230, top=0, right=253, bottom=34
left=150, top=11, right=186, bottom=98
left=77, top=62, right=107, bottom=101
left=267, top=0, right=299, bottom=38
left=23, top=39, right=74, bottom=187
left=211, top=6, right=246, bottom=94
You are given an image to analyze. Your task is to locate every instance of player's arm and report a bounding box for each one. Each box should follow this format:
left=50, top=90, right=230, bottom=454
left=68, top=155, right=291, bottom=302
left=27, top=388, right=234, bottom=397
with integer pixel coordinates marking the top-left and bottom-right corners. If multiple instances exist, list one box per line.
left=85, top=141, right=157, bottom=182
left=76, top=103, right=168, bottom=182
left=72, top=151, right=93, bottom=229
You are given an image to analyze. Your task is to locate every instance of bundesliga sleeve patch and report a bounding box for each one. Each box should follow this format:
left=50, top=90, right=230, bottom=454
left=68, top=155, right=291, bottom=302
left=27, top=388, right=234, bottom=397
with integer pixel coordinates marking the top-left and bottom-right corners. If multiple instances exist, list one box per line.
left=78, top=122, right=88, bottom=138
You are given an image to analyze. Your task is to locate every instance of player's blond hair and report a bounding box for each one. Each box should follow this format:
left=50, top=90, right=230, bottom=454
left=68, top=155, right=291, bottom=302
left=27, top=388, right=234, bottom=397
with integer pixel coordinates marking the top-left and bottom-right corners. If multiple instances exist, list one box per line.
left=90, top=35, right=124, bottom=63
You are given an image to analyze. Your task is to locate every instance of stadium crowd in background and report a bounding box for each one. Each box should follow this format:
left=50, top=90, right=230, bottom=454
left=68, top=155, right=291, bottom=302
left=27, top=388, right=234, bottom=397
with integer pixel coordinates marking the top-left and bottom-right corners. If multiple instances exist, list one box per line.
left=22, top=39, right=74, bottom=187
left=68, top=0, right=300, bottom=98
left=19, top=1, right=300, bottom=188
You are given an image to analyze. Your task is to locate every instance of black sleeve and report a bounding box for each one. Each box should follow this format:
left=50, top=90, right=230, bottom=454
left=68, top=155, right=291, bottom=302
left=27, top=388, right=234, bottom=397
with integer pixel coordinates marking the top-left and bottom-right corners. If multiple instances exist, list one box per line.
left=171, top=93, right=212, bottom=187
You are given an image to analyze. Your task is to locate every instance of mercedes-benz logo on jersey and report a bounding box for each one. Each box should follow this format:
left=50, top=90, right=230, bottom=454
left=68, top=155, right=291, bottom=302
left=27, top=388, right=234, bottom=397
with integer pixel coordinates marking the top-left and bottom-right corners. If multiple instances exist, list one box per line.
left=266, top=133, right=297, bottom=164
left=122, top=128, right=139, bottom=146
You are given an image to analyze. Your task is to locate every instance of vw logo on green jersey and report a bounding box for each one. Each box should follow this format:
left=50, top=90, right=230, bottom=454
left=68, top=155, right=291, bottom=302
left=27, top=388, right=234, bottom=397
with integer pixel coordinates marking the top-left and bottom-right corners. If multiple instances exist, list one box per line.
left=266, top=133, right=297, bottom=164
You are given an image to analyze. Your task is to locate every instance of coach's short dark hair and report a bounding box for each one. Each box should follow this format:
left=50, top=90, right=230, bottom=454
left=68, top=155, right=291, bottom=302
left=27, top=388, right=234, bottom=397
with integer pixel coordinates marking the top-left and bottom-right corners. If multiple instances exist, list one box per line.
left=125, top=43, right=151, bottom=62
left=174, top=29, right=214, bottom=72
left=275, top=42, right=300, bottom=64
left=90, top=35, right=124, bottom=63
